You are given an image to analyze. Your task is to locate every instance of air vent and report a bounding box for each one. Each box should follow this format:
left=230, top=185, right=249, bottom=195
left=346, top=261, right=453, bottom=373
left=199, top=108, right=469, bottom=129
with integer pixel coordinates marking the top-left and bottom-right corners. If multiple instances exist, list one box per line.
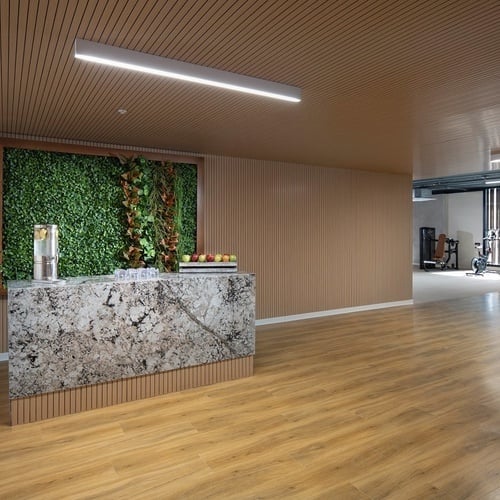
left=412, top=188, right=435, bottom=202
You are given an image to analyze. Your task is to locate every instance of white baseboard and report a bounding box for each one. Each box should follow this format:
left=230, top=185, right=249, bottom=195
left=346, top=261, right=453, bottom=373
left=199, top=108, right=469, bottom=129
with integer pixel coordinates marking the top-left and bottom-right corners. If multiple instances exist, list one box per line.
left=255, top=299, right=414, bottom=326
left=0, top=353, right=8, bottom=362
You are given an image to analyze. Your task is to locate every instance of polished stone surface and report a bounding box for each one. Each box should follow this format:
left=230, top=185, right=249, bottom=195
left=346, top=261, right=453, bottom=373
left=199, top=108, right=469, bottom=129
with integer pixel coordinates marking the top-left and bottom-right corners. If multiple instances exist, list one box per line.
left=8, top=273, right=255, bottom=398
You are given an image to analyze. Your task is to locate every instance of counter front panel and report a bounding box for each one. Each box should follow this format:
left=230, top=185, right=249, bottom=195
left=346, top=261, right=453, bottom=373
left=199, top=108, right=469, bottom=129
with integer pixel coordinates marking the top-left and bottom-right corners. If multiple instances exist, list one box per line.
left=8, top=273, right=255, bottom=399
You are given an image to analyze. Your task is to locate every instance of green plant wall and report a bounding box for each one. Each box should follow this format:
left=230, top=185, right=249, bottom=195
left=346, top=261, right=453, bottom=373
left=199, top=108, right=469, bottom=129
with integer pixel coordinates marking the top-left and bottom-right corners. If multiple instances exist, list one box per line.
left=174, top=163, right=197, bottom=258
left=2, top=148, right=197, bottom=282
left=2, top=149, right=127, bottom=280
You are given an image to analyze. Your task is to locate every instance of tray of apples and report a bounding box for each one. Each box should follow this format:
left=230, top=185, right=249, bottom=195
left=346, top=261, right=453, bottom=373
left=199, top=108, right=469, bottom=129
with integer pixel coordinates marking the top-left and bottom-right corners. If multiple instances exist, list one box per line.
left=178, top=253, right=238, bottom=273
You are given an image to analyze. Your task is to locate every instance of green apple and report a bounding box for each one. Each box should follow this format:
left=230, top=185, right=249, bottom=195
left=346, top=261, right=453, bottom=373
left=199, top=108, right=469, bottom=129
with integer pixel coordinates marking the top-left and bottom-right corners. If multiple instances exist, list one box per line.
left=198, top=254, right=207, bottom=262
left=214, top=253, right=223, bottom=262
left=181, top=254, right=191, bottom=262
left=229, top=254, right=237, bottom=262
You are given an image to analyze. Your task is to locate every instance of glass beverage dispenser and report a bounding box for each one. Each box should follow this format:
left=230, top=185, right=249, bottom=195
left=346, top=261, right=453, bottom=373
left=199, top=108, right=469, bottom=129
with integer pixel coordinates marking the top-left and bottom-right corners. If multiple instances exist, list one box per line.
left=33, top=224, right=59, bottom=281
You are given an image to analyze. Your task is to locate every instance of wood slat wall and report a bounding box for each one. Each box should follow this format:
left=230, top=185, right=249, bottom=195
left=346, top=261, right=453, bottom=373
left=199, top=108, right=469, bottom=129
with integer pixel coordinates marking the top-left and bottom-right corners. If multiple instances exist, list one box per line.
left=203, top=155, right=412, bottom=320
left=0, top=297, right=6, bottom=353
left=10, top=355, right=253, bottom=425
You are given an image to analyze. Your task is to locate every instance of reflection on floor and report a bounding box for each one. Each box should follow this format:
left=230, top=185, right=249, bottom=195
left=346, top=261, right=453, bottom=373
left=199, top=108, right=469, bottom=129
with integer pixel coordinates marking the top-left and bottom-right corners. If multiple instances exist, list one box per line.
left=413, top=266, right=500, bottom=303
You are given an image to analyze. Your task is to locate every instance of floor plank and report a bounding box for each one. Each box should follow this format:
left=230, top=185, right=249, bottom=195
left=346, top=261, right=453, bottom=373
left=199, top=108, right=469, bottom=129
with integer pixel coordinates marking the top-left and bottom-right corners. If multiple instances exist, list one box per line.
left=2, top=293, right=500, bottom=498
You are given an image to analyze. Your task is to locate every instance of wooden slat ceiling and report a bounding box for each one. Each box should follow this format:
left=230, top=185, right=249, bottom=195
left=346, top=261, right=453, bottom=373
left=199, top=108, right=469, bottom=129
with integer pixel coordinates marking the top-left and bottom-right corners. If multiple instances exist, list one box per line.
left=1, top=0, right=500, bottom=179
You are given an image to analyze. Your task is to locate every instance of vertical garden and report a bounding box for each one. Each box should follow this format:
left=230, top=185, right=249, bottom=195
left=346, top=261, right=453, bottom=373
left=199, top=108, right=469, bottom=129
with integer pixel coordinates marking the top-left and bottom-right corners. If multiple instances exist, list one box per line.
left=1, top=148, right=197, bottom=282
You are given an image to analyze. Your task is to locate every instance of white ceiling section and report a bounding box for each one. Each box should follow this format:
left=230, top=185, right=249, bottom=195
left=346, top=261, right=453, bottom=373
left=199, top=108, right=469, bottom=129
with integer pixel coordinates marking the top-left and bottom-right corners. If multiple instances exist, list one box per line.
left=1, top=0, right=500, bottom=179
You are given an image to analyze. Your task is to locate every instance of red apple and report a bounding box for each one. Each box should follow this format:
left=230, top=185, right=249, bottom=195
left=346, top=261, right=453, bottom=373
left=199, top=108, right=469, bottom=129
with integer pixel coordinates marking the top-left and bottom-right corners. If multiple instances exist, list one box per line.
left=191, top=253, right=199, bottom=262
left=206, top=254, right=215, bottom=262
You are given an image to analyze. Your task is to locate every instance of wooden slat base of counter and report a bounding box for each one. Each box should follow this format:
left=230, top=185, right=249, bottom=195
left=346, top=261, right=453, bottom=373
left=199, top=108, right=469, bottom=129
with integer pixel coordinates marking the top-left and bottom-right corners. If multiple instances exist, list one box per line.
left=10, top=356, right=253, bottom=425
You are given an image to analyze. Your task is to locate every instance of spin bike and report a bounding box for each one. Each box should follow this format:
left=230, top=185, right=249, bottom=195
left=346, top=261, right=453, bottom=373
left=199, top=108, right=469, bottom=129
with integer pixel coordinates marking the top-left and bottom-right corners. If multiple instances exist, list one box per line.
left=469, top=229, right=499, bottom=276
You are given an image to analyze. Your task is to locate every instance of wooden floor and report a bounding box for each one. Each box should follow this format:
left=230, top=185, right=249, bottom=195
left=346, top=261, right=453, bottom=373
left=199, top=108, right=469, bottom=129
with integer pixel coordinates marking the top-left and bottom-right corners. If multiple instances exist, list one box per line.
left=2, top=293, right=500, bottom=499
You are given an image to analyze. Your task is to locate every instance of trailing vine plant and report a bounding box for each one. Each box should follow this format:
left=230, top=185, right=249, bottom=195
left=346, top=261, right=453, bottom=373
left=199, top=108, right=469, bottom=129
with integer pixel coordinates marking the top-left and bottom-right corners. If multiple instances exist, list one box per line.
left=152, top=161, right=178, bottom=272
left=119, top=155, right=179, bottom=272
left=119, top=156, right=155, bottom=268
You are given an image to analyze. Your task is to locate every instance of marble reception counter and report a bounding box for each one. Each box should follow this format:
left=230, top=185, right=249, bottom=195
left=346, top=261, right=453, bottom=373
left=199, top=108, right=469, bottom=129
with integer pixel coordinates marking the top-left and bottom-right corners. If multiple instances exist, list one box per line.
left=7, top=273, right=255, bottom=423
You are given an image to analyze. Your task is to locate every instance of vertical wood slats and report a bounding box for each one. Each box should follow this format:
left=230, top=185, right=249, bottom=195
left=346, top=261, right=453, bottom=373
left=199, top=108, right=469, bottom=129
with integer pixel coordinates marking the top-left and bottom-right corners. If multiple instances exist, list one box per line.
left=2, top=0, right=500, bottom=178
left=10, top=355, right=253, bottom=425
left=203, top=154, right=412, bottom=320
left=0, top=297, right=6, bottom=353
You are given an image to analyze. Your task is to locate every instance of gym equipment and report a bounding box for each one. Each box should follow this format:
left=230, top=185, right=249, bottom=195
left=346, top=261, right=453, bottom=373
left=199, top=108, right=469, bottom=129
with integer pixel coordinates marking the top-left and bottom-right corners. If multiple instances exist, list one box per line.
left=419, top=227, right=435, bottom=269
left=423, top=233, right=459, bottom=271
left=468, top=229, right=499, bottom=276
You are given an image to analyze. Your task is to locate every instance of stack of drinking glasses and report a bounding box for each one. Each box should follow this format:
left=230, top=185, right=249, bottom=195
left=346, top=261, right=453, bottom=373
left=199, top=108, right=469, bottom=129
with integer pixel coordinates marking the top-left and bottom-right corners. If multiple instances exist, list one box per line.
left=114, top=268, right=160, bottom=281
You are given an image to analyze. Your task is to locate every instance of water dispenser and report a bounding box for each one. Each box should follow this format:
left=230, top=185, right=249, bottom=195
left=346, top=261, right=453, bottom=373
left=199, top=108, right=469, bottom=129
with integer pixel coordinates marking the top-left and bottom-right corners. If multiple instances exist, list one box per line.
left=33, top=224, right=59, bottom=281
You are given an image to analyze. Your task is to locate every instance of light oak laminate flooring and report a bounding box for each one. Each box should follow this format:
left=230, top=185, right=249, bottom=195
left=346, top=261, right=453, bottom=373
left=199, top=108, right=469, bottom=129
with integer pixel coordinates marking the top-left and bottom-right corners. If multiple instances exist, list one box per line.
left=2, top=293, right=500, bottom=498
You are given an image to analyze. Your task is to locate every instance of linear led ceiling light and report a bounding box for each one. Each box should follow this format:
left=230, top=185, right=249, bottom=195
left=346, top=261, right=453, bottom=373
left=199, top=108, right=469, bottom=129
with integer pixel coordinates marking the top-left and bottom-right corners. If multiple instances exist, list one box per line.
left=74, top=39, right=301, bottom=103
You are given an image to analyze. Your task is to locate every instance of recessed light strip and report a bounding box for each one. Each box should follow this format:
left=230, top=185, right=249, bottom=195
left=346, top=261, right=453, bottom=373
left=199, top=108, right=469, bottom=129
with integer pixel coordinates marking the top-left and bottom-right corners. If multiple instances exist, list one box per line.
left=74, top=39, right=301, bottom=103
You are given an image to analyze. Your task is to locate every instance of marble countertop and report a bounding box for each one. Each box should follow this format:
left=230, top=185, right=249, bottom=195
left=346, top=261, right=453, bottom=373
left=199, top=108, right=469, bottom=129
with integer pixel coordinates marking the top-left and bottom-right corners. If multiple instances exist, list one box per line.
left=8, top=271, right=254, bottom=290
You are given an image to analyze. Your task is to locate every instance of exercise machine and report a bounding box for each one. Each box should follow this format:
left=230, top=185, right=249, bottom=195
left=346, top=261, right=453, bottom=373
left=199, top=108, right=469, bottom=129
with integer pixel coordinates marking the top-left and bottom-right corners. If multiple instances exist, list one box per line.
left=423, top=233, right=459, bottom=271
left=468, top=229, right=499, bottom=276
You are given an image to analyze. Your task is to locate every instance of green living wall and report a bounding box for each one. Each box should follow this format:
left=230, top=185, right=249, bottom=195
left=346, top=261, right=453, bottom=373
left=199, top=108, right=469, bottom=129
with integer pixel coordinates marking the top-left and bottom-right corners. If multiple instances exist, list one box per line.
left=1, top=148, right=197, bottom=282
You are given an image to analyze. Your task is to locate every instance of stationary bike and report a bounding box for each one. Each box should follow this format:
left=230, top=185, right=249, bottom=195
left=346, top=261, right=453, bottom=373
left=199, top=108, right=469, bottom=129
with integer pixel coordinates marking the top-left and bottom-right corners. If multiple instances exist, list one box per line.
left=469, top=229, right=498, bottom=275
